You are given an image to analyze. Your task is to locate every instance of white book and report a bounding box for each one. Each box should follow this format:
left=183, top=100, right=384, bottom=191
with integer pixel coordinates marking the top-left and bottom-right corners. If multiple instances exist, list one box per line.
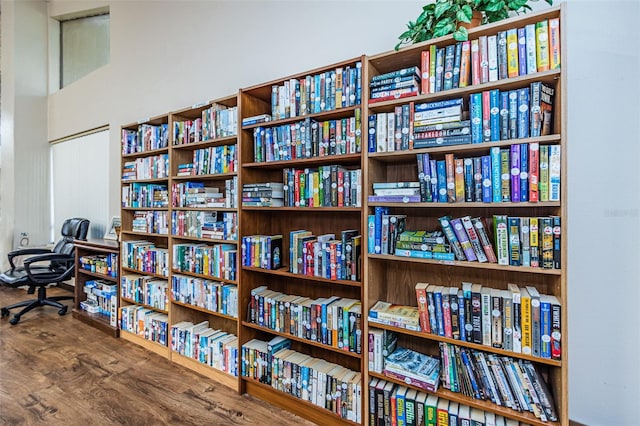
left=549, top=144, right=561, bottom=201
left=525, top=23, right=538, bottom=74
left=481, top=286, right=492, bottom=346
left=488, top=35, right=499, bottom=82
left=376, top=112, right=387, bottom=152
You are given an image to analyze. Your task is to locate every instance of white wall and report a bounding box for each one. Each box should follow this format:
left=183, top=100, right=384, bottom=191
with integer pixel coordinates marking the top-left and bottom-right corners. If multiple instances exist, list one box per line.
left=3, top=0, right=640, bottom=424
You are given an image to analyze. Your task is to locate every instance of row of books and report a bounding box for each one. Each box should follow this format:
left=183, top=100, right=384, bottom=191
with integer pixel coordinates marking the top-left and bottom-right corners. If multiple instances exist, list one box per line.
left=383, top=346, right=441, bottom=393
left=171, top=182, right=232, bottom=209
left=241, top=182, right=283, bottom=207
left=494, top=215, right=561, bottom=268
left=172, top=243, right=237, bottom=281
left=121, top=183, right=169, bottom=208
left=122, top=154, right=169, bottom=181
left=177, top=143, right=237, bottom=176
left=369, top=300, right=420, bottom=331
left=415, top=282, right=562, bottom=360
left=171, top=211, right=237, bottom=241
left=249, top=285, right=362, bottom=353
left=282, top=166, right=362, bottom=208
left=120, top=273, right=169, bottom=311
left=418, top=18, right=560, bottom=96
left=368, top=328, right=398, bottom=374
left=251, top=113, right=362, bottom=163
left=411, top=142, right=561, bottom=204
left=290, top=229, right=361, bottom=281
left=82, top=280, right=117, bottom=325
left=132, top=210, right=169, bottom=235
left=79, top=253, right=118, bottom=277
left=268, top=62, right=362, bottom=121
left=119, top=305, right=168, bottom=346
left=241, top=337, right=362, bottom=423
left=121, top=240, right=170, bottom=277
left=171, top=275, right=238, bottom=318
left=122, top=123, right=170, bottom=155
left=173, top=104, right=238, bottom=145
left=170, top=320, right=238, bottom=376
left=369, top=377, right=534, bottom=426
left=369, top=66, right=421, bottom=103
left=439, top=343, right=557, bottom=422
left=240, top=234, right=283, bottom=270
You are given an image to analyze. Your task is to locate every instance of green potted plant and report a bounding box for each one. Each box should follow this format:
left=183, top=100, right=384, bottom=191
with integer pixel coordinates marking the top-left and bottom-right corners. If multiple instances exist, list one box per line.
left=395, top=0, right=553, bottom=50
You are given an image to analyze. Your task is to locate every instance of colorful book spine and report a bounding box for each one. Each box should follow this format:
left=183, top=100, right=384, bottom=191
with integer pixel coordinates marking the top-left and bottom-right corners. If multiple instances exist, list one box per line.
left=549, top=18, right=561, bottom=69
left=450, top=218, right=477, bottom=261
left=519, top=143, right=529, bottom=202
left=437, top=160, right=448, bottom=203
left=493, top=215, right=509, bottom=265
left=536, top=20, right=550, bottom=72
left=549, top=144, right=561, bottom=201
left=452, top=42, right=463, bottom=89
left=490, top=147, right=502, bottom=202
left=470, top=93, right=483, bottom=144
left=489, top=89, right=500, bottom=141
left=525, top=24, right=538, bottom=74
left=487, top=35, right=498, bottom=82
left=517, top=27, right=527, bottom=77
left=539, top=144, right=549, bottom=201
left=498, top=31, right=508, bottom=80
left=529, top=142, right=540, bottom=202
left=421, top=50, right=431, bottom=94
left=472, top=217, right=498, bottom=263
left=530, top=217, right=540, bottom=268
left=460, top=41, right=471, bottom=88
left=508, top=216, right=521, bottom=266
left=471, top=39, right=481, bottom=86
left=439, top=216, right=467, bottom=261
left=517, top=88, right=530, bottom=139
left=500, top=149, right=511, bottom=202
left=481, top=155, right=492, bottom=203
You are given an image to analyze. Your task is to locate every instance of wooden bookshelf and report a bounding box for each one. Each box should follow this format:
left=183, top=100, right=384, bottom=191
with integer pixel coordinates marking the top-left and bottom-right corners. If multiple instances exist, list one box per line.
left=364, top=5, right=567, bottom=425
left=238, top=56, right=367, bottom=424
left=72, top=238, right=120, bottom=337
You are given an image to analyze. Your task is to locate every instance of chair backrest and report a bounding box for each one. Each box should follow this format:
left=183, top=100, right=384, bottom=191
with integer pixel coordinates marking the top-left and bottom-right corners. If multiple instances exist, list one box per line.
left=52, top=218, right=90, bottom=256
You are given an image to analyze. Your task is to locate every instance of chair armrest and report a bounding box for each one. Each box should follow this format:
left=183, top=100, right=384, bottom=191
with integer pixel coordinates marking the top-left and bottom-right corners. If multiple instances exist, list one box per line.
left=7, top=248, right=53, bottom=270
left=23, top=253, right=75, bottom=285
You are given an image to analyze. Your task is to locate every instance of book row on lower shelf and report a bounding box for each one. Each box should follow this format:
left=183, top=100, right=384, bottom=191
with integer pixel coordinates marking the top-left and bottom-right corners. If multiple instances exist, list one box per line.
left=120, top=305, right=169, bottom=346
left=368, top=81, right=554, bottom=152
left=369, top=143, right=560, bottom=205
left=172, top=211, right=238, bottom=241
left=248, top=285, right=362, bottom=354
left=241, top=336, right=362, bottom=423
left=132, top=210, right=169, bottom=234
left=172, top=177, right=238, bottom=209
left=122, top=123, right=169, bottom=155
left=122, top=154, right=169, bottom=181
left=282, top=166, right=362, bottom=208
left=122, top=240, right=170, bottom=276
left=251, top=112, right=363, bottom=163
left=172, top=274, right=238, bottom=318
left=369, top=212, right=561, bottom=269
left=370, top=280, right=561, bottom=361
left=170, top=320, right=238, bottom=376
left=172, top=243, right=238, bottom=281
left=79, top=280, right=118, bottom=326
left=369, top=343, right=557, bottom=423
left=79, top=253, right=118, bottom=277
left=370, top=377, right=535, bottom=426
left=176, top=143, right=237, bottom=176
left=122, top=183, right=169, bottom=208
left=121, top=273, right=169, bottom=311
left=173, top=104, right=238, bottom=145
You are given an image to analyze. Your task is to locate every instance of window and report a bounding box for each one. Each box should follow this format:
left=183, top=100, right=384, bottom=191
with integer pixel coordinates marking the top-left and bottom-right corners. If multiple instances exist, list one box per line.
left=60, top=12, right=110, bottom=87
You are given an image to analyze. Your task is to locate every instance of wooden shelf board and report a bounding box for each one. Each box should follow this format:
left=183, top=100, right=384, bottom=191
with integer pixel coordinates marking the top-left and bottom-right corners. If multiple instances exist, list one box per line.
left=241, top=105, right=361, bottom=130
left=171, top=235, right=238, bottom=245
left=120, top=266, right=169, bottom=280
left=367, top=371, right=557, bottom=426
left=121, top=146, right=169, bottom=159
left=120, top=297, right=169, bottom=314
left=171, top=135, right=237, bottom=150
left=171, top=300, right=238, bottom=321
left=77, top=268, right=118, bottom=283
left=72, top=309, right=119, bottom=337
left=119, top=330, right=170, bottom=359
left=367, top=135, right=562, bottom=162
left=171, top=207, right=237, bottom=212
left=121, top=207, right=169, bottom=212
left=243, top=153, right=362, bottom=169
left=367, top=201, right=561, bottom=209
left=243, top=378, right=360, bottom=426
left=171, top=172, right=237, bottom=181
left=241, top=206, right=361, bottom=212
left=170, top=269, right=237, bottom=285
left=368, top=322, right=562, bottom=367
left=367, top=254, right=562, bottom=275
left=121, top=230, right=169, bottom=238
left=242, top=265, right=362, bottom=288
left=74, top=239, right=120, bottom=252
left=121, top=177, right=169, bottom=184
left=242, top=321, right=362, bottom=359
left=171, top=352, right=239, bottom=391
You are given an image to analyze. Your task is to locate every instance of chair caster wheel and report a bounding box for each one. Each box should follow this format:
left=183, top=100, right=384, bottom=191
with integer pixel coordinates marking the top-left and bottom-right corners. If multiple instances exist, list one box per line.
left=9, top=316, right=20, bottom=325
left=58, top=307, right=68, bottom=315
left=1, top=308, right=9, bottom=318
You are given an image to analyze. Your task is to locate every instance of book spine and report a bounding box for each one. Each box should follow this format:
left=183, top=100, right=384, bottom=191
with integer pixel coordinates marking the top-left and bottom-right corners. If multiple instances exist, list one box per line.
left=517, top=88, right=530, bottom=139
left=453, top=42, right=462, bottom=89
left=421, top=50, right=431, bottom=94
left=482, top=90, right=491, bottom=142
left=500, top=91, right=509, bottom=141
left=536, top=20, right=550, bottom=72
left=553, top=216, right=561, bottom=269
left=443, top=44, right=455, bottom=91
left=510, top=145, right=521, bottom=203
left=471, top=217, right=498, bottom=263
left=470, top=93, right=483, bottom=144
left=481, top=155, right=492, bottom=203
left=500, top=149, right=511, bottom=202
left=460, top=40, right=471, bottom=88
left=508, top=216, right=521, bottom=266
left=487, top=35, right=498, bottom=82
left=520, top=143, right=529, bottom=202
left=479, top=35, right=489, bottom=84
left=549, top=18, right=561, bottom=69
left=540, top=297, right=551, bottom=359
left=506, top=29, right=518, bottom=78
left=539, top=144, right=549, bottom=201
left=439, top=216, right=467, bottom=261
left=529, top=142, right=540, bottom=202
left=525, top=24, right=537, bottom=74
left=521, top=217, right=531, bottom=267
left=551, top=299, right=562, bottom=360
left=508, top=90, right=518, bottom=139
left=517, top=27, right=527, bottom=76
left=549, top=144, right=561, bottom=202
left=473, top=157, right=483, bottom=203
left=489, top=89, right=500, bottom=142
left=498, top=31, right=509, bottom=80
left=471, top=39, right=480, bottom=86
left=450, top=218, right=477, bottom=261
left=461, top=216, right=487, bottom=262
left=490, top=147, right=501, bottom=202
left=493, top=215, right=509, bottom=265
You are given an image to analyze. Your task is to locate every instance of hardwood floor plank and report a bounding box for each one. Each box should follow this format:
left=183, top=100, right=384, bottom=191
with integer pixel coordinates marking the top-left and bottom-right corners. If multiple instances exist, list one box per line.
left=0, top=286, right=315, bottom=425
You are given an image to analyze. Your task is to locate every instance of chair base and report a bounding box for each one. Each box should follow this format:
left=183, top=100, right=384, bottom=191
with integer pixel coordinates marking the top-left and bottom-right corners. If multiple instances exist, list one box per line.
left=1, top=286, right=73, bottom=325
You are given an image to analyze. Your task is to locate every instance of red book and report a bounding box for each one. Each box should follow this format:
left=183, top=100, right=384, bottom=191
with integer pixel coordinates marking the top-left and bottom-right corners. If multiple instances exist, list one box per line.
left=529, top=142, right=540, bottom=202
left=415, top=282, right=431, bottom=333
left=471, top=39, right=481, bottom=86
left=482, top=90, right=491, bottom=142
left=421, top=50, right=430, bottom=94
left=337, top=170, right=345, bottom=207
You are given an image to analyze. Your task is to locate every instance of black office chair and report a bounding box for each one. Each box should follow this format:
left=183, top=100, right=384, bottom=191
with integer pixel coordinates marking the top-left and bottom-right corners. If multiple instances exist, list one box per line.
left=0, top=217, right=90, bottom=325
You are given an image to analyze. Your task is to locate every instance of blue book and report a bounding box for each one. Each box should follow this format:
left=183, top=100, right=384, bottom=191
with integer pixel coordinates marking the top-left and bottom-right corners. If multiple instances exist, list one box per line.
left=355, top=62, right=362, bottom=106
left=422, top=153, right=433, bottom=202
left=368, top=114, right=377, bottom=152
left=430, top=159, right=439, bottom=201
left=489, top=89, right=501, bottom=141
left=314, top=74, right=322, bottom=113
left=520, top=143, right=529, bottom=201
left=508, top=90, right=518, bottom=139
left=414, top=97, right=464, bottom=112
left=464, top=158, right=474, bottom=202
left=458, top=290, right=466, bottom=341
left=367, top=215, right=375, bottom=253
left=518, top=27, right=527, bottom=76
left=500, top=92, right=509, bottom=140
left=481, top=155, right=492, bottom=203
left=517, top=88, right=530, bottom=139
left=490, top=147, right=502, bottom=202
left=374, top=207, right=389, bottom=254
left=434, top=288, right=445, bottom=336
left=540, top=295, right=552, bottom=358
left=470, top=93, right=483, bottom=143
left=511, top=144, right=521, bottom=202
left=436, top=161, right=448, bottom=203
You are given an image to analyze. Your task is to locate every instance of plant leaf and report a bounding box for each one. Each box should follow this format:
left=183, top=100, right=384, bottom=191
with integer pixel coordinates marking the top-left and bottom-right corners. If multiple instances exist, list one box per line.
left=462, top=5, right=474, bottom=19
left=457, top=8, right=472, bottom=23
left=485, top=0, right=505, bottom=12
left=453, top=26, right=469, bottom=41
left=545, top=0, right=554, bottom=4
left=435, top=1, right=452, bottom=19
left=417, top=9, right=429, bottom=24
left=433, top=20, right=454, bottom=37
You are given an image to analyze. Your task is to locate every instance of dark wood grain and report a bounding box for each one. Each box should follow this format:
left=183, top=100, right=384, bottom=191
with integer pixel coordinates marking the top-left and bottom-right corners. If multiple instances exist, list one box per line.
left=0, top=286, right=315, bottom=425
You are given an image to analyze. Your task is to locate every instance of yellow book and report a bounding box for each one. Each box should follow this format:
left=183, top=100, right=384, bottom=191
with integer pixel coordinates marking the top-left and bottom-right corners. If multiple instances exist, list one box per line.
left=335, top=67, right=343, bottom=108
left=506, top=28, right=519, bottom=78
left=454, top=158, right=465, bottom=202
left=530, top=217, right=539, bottom=268
left=312, top=171, right=320, bottom=207
left=536, top=20, right=550, bottom=72
left=520, top=286, right=532, bottom=355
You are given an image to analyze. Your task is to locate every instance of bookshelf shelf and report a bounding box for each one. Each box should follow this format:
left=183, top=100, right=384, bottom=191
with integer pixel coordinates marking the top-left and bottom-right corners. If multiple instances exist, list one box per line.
left=242, top=321, right=362, bottom=359
left=121, top=146, right=169, bottom=159
left=120, top=329, right=170, bottom=359
left=171, top=352, right=238, bottom=390
left=73, top=239, right=120, bottom=337
left=171, top=300, right=238, bottom=321
left=241, top=206, right=361, bottom=212
left=367, top=372, right=558, bottom=426
left=120, top=297, right=168, bottom=315
left=121, top=207, right=169, bottom=212
left=243, top=379, right=361, bottom=426
left=367, top=201, right=561, bottom=209
left=171, top=172, right=237, bottom=181
left=242, top=153, right=362, bottom=169
left=170, top=269, right=237, bottom=285
left=242, top=265, right=362, bottom=288
left=121, top=177, right=168, bottom=184
left=171, top=235, right=238, bottom=245
left=120, top=230, right=169, bottom=238
left=121, top=266, right=169, bottom=280
left=241, top=105, right=361, bottom=130
left=171, top=135, right=237, bottom=150
left=369, top=321, right=562, bottom=367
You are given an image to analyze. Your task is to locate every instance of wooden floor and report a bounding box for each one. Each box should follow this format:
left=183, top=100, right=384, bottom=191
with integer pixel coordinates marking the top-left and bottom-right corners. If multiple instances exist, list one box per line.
left=0, top=285, right=315, bottom=425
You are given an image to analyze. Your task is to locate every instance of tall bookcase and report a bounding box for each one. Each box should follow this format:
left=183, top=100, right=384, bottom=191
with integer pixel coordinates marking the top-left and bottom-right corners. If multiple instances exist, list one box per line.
left=168, top=96, right=240, bottom=390
left=364, top=5, right=566, bottom=426
left=238, top=56, right=367, bottom=425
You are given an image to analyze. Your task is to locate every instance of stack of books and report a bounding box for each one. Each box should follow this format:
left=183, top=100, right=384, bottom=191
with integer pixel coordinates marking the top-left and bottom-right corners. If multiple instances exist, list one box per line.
left=413, top=98, right=471, bottom=149
left=369, top=66, right=420, bottom=104
left=242, top=182, right=284, bottom=207
left=383, top=347, right=440, bottom=392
